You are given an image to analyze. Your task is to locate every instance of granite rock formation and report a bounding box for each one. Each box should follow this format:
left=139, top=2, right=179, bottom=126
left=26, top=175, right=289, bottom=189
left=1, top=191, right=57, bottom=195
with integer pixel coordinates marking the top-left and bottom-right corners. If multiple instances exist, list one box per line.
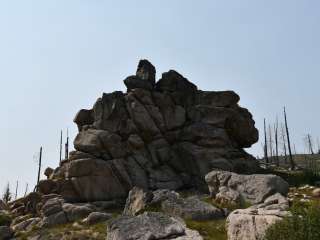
left=40, top=60, right=259, bottom=202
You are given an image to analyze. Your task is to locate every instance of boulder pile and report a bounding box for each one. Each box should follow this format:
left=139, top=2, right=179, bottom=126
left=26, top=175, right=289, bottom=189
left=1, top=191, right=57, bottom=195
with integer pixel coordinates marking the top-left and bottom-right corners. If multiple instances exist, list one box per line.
left=40, top=60, right=260, bottom=202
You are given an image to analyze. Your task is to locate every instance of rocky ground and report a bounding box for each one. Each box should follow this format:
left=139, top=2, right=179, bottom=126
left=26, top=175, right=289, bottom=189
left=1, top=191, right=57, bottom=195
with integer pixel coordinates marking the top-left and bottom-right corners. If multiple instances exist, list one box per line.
left=1, top=170, right=317, bottom=240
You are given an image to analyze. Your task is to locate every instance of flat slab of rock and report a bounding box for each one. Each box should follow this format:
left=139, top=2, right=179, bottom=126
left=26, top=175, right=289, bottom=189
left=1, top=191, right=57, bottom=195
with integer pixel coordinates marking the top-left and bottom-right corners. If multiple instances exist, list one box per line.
left=107, top=212, right=202, bottom=240
left=162, top=196, right=224, bottom=220
left=205, top=171, right=289, bottom=204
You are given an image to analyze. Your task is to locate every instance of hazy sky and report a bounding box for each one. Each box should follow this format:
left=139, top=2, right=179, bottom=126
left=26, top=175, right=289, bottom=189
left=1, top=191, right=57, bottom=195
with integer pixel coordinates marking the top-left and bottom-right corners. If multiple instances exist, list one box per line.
left=1, top=0, right=319, bottom=197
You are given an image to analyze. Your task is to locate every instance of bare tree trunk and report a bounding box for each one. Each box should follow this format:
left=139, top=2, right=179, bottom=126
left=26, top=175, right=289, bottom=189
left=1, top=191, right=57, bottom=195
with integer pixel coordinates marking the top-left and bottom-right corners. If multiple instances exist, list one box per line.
left=24, top=183, right=28, bottom=197
left=65, top=129, right=69, bottom=160
left=269, top=124, right=273, bottom=163
left=15, top=181, right=18, bottom=200
left=36, top=147, right=42, bottom=191
left=274, top=118, right=279, bottom=166
left=307, top=134, right=314, bottom=155
left=264, top=118, right=269, bottom=164
left=60, top=130, right=63, bottom=164
left=281, top=124, right=288, bottom=165
left=284, top=107, right=295, bottom=170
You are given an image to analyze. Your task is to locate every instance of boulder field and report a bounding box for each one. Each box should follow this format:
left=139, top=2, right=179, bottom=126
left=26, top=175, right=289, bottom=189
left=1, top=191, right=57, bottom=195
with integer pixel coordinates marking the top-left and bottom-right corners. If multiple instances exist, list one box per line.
left=39, top=59, right=260, bottom=202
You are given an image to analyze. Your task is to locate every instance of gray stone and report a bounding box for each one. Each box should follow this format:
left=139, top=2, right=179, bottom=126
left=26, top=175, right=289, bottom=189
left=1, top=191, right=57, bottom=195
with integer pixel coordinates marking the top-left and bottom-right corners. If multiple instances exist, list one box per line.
left=82, top=212, right=112, bottom=225
left=107, top=212, right=202, bottom=240
left=0, top=226, right=12, bottom=240
left=226, top=195, right=290, bottom=240
left=162, top=196, right=224, bottom=220
left=155, top=70, right=197, bottom=93
left=74, top=109, right=94, bottom=131
left=124, top=76, right=153, bottom=91
left=136, top=59, right=156, bottom=87
left=205, top=171, right=289, bottom=204
left=41, top=211, right=68, bottom=227
left=44, top=167, right=54, bottom=178
left=123, top=187, right=153, bottom=216
left=62, top=203, right=94, bottom=222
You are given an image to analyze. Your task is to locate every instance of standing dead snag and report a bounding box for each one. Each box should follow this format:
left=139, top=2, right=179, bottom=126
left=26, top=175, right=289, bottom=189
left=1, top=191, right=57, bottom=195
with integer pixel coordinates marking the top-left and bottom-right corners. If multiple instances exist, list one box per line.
left=274, top=118, right=279, bottom=167
left=306, top=134, right=314, bottom=155
left=2, top=183, right=12, bottom=203
left=36, top=146, right=42, bottom=191
left=15, top=181, right=18, bottom=200
left=65, top=128, right=69, bottom=160
left=59, top=130, right=63, bottom=164
left=280, top=124, right=288, bottom=165
left=268, top=124, right=273, bottom=162
left=283, top=107, right=295, bottom=170
left=264, top=118, right=269, bottom=165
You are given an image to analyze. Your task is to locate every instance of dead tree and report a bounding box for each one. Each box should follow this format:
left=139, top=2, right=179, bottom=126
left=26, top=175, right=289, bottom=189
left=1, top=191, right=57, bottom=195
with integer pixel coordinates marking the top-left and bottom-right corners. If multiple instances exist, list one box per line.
left=274, top=118, right=279, bottom=166
left=307, top=134, right=314, bottom=155
left=264, top=118, right=269, bottom=164
left=284, top=107, right=295, bottom=170
left=280, top=124, right=288, bottom=164
left=15, top=181, right=18, bottom=200
left=24, top=183, right=28, bottom=197
left=59, top=130, right=63, bottom=163
left=36, top=147, right=43, bottom=191
left=65, top=129, right=69, bottom=160
left=2, top=183, right=12, bottom=203
left=268, top=124, right=273, bottom=162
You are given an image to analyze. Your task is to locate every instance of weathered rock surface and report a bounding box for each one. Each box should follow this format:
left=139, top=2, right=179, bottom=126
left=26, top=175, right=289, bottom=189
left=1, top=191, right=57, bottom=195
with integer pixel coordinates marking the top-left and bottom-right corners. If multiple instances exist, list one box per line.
left=205, top=171, right=289, bottom=205
left=162, top=195, right=224, bottom=220
left=0, top=226, right=13, bottom=240
left=40, top=60, right=260, bottom=202
left=123, top=187, right=153, bottom=216
left=107, top=212, right=202, bottom=240
left=82, top=212, right=112, bottom=225
left=312, top=188, right=320, bottom=198
left=226, top=193, right=290, bottom=240
left=40, top=196, right=96, bottom=228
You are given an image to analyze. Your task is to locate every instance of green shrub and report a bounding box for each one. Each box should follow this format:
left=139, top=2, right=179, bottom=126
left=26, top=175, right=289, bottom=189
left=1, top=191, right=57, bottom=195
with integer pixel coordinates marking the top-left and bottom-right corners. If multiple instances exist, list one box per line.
left=186, top=219, right=227, bottom=240
left=0, top=213, right=12, bottom=226
left=264, top=201, right=320, bottom=240
left=262, top=169, right=320, bottom=187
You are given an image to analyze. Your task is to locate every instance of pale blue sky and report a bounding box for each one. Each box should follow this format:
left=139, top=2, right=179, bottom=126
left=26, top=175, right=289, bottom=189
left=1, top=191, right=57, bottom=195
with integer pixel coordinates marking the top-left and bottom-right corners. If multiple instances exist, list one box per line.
left=1, top=0, right=319, bottom=196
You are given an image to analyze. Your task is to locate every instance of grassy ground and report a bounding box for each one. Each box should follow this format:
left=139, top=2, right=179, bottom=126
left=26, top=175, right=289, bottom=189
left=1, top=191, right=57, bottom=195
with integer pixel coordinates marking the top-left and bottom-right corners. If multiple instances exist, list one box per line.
left=16, top=222, right=108, bottom=240
left=186, top=219, right=227, bottom=240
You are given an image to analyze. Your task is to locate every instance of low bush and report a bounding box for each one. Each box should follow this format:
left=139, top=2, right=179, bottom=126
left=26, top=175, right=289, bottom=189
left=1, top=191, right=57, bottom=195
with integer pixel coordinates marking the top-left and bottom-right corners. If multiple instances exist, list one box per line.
left=264, top=201, right=320, bottom=240
left=0, top=213, right=12, bottom=226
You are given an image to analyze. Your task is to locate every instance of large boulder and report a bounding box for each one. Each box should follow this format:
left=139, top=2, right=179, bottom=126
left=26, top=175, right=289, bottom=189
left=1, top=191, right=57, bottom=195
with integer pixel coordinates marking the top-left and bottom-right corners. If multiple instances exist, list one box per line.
left=107, top=212, right=202, bottom=240
left=44, top=60, right=260, bottom=202
left=226, top=193, right=290, bottom=240
left=205, top=171, right=289, bottom=205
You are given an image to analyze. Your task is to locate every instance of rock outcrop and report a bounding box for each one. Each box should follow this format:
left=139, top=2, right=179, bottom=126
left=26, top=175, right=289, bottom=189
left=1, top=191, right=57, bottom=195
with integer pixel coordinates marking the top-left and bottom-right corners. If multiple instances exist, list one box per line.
left=40, top=60, right=260, bottom=202
left=205, top=171, right=289, bottom=205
